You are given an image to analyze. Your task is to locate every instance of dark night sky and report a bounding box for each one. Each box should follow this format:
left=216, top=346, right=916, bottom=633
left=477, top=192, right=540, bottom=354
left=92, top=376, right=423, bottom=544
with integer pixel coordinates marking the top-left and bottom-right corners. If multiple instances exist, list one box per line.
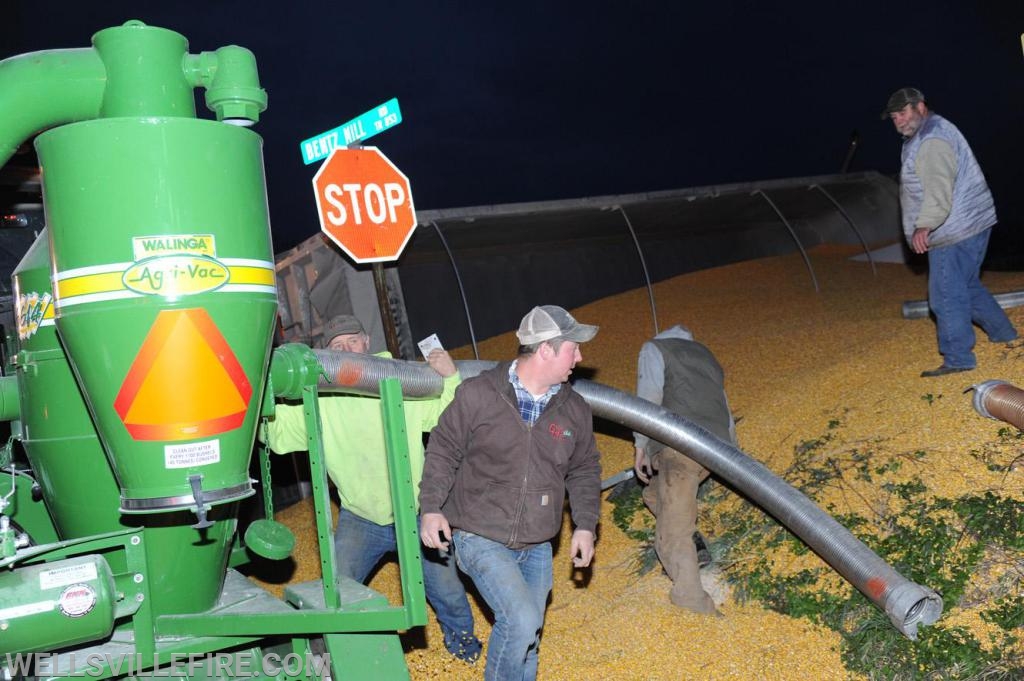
left=6, top=1, right=1024, bottom=255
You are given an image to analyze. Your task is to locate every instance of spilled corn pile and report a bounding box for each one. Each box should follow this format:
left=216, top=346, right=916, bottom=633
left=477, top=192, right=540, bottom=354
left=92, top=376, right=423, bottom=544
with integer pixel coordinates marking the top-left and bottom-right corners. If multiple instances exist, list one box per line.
left=256, top=244, right=1024, bottom=680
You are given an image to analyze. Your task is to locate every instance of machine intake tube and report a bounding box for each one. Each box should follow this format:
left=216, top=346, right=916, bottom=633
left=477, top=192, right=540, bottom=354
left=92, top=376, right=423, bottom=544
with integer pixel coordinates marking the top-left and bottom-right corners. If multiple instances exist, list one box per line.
left=574, top=377, right=942, bottom=640
left=312, top=349, right=445, bottom=398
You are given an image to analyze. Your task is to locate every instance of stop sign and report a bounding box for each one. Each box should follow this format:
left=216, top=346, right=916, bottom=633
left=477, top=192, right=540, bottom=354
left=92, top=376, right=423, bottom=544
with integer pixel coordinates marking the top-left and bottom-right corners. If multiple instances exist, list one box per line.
left=312, top=146, right=417, bottom=263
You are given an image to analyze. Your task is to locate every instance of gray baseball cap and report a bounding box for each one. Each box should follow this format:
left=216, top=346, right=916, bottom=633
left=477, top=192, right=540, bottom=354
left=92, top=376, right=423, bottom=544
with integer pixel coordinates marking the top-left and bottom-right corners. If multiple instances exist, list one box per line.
left=321, top=314, right=365, bottom=347
left=881, top=87, right=925, bottom=119
left=516, top=305, right=598, bottom=345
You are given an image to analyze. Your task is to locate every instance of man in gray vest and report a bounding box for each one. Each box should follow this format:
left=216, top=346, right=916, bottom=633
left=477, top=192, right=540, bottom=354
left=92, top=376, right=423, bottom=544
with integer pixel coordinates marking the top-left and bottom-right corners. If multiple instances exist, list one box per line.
left=883, top=87, right=1017, bottom=377
left=633, top=324, right=734, bottom=614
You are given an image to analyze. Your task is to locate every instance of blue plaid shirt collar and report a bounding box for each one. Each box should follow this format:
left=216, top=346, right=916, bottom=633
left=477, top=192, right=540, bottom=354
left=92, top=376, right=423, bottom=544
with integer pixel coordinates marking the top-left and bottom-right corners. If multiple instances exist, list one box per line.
left=509, top=360, right=561, bottom=425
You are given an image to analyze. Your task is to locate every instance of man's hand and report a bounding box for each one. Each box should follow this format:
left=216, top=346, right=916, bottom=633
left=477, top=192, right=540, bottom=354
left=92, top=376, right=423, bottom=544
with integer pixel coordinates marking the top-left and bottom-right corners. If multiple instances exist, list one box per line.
left=634, top=447, right=654, bottom=483
left=570, top=529, right=595, bottom=568
left=420, top=512, right=452, bottom=551
left=911, top=227, right=930, bottom=254
left=426, top=349, right=457, bottom=378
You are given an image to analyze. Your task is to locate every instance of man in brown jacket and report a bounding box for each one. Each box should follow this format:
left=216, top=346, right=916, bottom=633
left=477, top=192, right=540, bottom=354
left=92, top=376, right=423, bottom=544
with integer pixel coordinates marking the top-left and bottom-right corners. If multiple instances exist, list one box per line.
left=419, top=304, right=602, bottom=681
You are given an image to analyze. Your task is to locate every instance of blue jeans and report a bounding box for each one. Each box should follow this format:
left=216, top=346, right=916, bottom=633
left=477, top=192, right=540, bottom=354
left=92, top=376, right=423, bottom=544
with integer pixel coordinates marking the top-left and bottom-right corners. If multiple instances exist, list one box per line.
left=453, top=530, right=552, bottom=681
left=928, top=229, right=1017, bottom=368
left=334, top=507, right=477, bottom=650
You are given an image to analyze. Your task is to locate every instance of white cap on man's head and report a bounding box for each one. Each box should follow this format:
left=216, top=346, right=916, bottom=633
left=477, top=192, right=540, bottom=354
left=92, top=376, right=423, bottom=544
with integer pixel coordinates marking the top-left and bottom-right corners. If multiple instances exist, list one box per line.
left=516, top=305, right=599, bottom=345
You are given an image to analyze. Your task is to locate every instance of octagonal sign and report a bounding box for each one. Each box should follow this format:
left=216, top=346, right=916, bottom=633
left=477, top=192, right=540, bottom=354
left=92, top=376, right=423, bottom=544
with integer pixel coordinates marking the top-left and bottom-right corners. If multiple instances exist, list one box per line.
left=312, top=146, right=417, bottom=263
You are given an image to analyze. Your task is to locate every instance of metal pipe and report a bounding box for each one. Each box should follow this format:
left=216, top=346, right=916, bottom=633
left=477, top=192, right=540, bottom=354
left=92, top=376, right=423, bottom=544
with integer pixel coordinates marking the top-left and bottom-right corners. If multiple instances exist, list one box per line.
left=372, top=263, right=402, bottom=357
left=616, top=206, right=659, bottom=335
left=752, top=189, right=820, bottom=293
left=808, top=184, right=876, bottom=276
left=970, top=380, right=1024, bottom=428
left=297, top=352, right=943, bottom=639
left=429, top=220, right=480, bottom=359
left=902, top=290, right=1024, bottom=320
left=0, top=48, right=104, bottom=166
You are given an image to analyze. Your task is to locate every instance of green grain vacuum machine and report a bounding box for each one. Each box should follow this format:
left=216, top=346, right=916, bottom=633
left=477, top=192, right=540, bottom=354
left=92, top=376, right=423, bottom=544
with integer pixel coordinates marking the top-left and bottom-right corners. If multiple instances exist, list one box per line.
left=0, top=21, right=425, bottom=680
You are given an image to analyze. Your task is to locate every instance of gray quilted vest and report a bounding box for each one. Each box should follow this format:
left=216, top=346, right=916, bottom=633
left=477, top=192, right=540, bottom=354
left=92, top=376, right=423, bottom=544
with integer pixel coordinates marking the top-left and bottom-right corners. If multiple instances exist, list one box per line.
left=645, top=338, right=732, bottom=457
left=900, top=113, right=996, bottom=248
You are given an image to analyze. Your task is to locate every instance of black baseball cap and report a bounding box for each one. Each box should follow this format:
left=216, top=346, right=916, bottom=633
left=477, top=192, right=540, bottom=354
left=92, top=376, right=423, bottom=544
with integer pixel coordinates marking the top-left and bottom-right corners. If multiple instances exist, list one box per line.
left=881, top=87, right=925, bottom=119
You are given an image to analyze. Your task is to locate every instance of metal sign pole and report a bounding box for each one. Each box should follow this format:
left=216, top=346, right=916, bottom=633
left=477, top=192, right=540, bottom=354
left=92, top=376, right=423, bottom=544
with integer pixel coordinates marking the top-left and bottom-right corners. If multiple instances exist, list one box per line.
left=372, top=262, right=401, bottom=357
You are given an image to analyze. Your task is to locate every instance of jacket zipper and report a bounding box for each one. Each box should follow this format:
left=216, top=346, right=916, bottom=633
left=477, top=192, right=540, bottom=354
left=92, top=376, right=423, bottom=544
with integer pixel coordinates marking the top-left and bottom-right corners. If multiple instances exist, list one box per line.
left=500, top=389, right=530, bottom=547
left=503, top=387, right=565, bottom=548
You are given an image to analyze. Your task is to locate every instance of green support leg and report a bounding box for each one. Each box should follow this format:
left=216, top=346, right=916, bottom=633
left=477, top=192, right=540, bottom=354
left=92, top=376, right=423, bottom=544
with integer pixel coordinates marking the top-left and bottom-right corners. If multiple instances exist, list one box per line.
left=323, top=633, right=409, bottom=681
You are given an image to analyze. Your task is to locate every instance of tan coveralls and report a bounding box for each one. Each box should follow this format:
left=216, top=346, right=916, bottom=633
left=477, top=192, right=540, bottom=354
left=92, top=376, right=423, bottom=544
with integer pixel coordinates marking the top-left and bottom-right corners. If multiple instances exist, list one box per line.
left=635, top=330, right=734, bottom=614
left=643, top=448, right=714, bottom=612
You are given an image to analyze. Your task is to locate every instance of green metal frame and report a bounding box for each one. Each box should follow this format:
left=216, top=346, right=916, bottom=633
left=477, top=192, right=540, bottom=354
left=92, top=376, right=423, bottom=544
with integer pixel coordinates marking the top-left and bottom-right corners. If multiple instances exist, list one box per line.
left=159, top=360, right=427, bottom=636
left=378, top=378, right=428, bottom=627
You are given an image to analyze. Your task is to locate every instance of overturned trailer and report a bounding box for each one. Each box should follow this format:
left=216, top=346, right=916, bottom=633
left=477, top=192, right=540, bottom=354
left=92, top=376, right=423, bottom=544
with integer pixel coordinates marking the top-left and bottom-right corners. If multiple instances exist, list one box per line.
left=274, top=170, right=901, bottom=355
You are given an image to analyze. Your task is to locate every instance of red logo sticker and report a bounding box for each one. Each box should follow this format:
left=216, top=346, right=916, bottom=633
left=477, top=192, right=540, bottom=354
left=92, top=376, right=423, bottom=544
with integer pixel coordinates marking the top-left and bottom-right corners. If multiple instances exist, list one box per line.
left=548, top=424, right=574, bottom=441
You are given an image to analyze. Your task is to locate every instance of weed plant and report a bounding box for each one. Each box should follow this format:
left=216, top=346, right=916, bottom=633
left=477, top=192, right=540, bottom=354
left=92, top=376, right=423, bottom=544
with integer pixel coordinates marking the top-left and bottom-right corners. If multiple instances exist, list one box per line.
left=609, top=417, right=1024, bottom=680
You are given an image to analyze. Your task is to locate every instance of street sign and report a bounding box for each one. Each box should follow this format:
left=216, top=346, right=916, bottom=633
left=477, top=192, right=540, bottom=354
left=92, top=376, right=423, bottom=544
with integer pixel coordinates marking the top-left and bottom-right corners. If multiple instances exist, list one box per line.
left=312, top=146, right=417, bottom=264
left=299, top=98, right=403, bottom=165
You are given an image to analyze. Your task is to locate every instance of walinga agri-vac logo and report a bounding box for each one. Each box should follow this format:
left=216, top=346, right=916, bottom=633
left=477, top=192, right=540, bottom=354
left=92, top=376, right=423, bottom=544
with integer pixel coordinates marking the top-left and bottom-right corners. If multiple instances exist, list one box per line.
left=123, top=234, right=228, bottom=296
left=51, top=233, right=277, bottom=309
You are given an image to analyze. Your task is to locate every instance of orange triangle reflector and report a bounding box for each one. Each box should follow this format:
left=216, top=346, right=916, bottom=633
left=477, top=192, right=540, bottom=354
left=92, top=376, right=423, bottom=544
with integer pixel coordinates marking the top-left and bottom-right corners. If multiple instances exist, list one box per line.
left=114, top=308, right=253, bottom=441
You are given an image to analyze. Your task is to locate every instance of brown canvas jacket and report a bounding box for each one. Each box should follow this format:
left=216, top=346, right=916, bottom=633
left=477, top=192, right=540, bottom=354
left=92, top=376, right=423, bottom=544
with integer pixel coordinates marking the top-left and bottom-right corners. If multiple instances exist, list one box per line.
left=419, top=361, right=601, bottom=549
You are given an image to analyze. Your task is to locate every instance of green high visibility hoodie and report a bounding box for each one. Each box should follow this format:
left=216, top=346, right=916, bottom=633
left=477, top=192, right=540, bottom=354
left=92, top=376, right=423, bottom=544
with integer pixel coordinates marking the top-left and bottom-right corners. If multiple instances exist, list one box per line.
left=262, top=352, right=460, bottom=526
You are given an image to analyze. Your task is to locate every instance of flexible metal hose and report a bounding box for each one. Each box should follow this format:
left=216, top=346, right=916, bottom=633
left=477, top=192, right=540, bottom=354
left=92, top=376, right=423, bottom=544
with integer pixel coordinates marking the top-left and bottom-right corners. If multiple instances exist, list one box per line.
left=311, top=353, right=943, bottom=639
left=572, top=378, right=941, bottom=640
left=971, top=380, right=1024, bottom=429
left=311, top=349, right=442, bottom=398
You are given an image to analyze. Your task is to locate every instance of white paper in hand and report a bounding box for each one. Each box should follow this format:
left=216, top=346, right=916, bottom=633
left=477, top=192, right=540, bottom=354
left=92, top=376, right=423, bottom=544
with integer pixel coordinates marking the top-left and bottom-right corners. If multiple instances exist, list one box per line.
left=417, top=333, right=444, bottom=358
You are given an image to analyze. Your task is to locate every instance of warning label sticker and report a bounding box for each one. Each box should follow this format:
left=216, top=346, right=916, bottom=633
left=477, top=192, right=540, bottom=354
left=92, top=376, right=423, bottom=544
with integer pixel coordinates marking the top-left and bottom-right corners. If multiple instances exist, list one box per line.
left=40, top=561, right=99, bottom=590
left=165, top=439, right=221, bottom=469
left=58, top=584, right=98, bottom=618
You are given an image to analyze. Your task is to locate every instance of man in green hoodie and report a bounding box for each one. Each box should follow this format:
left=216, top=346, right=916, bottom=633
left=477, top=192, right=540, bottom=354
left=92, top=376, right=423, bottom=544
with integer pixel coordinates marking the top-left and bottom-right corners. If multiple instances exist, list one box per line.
left=263, top=314, right=481, bottom=663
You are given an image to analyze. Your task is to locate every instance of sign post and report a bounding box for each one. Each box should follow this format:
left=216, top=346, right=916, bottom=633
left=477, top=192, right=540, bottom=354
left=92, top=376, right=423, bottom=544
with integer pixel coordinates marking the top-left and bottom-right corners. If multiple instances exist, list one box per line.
left=312, top=146, right=417, bottom=355
left=371, top=262, right=399, bottom=357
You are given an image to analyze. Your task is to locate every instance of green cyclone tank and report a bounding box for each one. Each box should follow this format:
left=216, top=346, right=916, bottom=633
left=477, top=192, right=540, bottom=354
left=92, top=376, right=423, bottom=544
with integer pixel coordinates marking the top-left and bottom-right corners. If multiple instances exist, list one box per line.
left=37, top=116, right=278, bottom=516
left=28, top=20, right=278, bottom=519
